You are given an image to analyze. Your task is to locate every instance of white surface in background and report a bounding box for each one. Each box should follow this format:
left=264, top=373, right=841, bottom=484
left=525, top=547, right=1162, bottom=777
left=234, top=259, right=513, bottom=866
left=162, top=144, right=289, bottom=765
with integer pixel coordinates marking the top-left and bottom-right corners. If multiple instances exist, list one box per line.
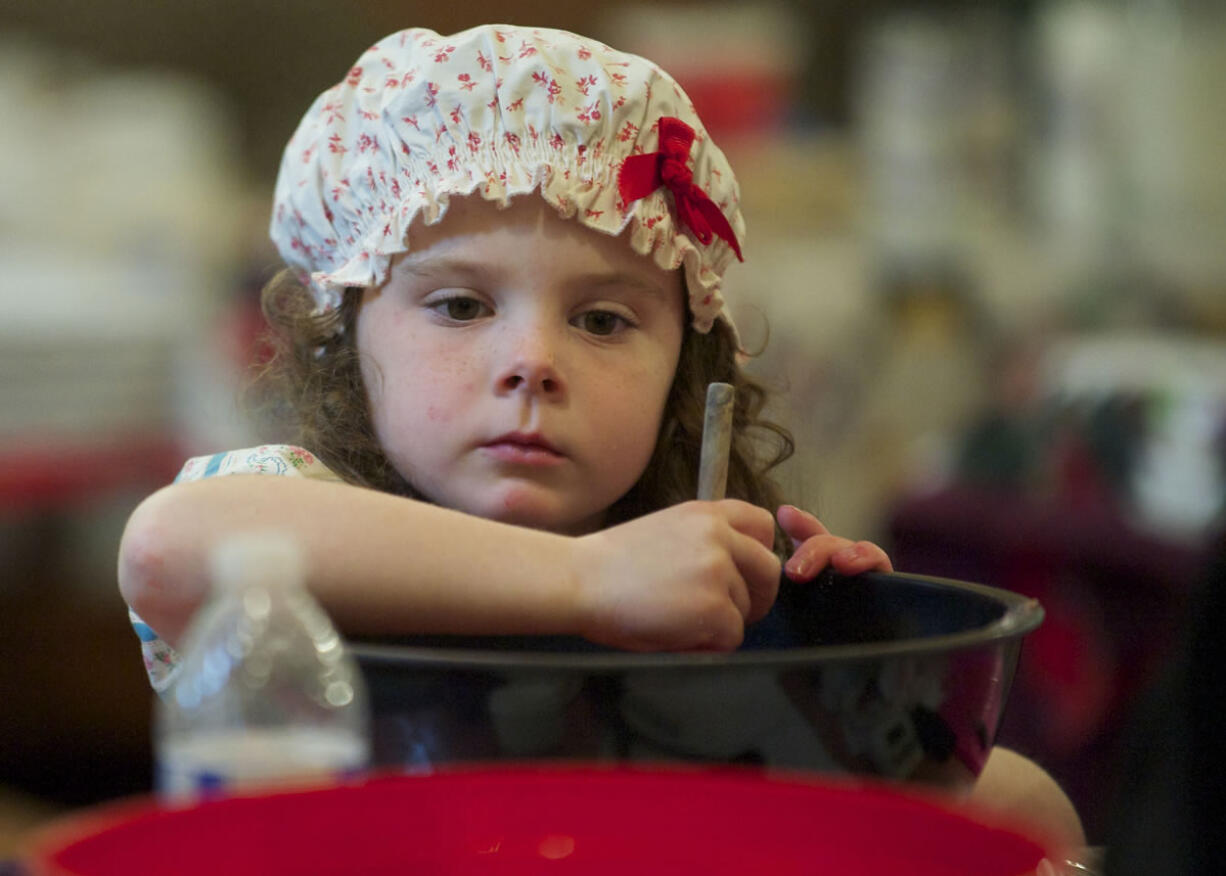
left=1041, top=332, right=1226, bottom=540
left=0, top=35, right=249, bottom=447
left=1119, top=6, right=1226, bottom=293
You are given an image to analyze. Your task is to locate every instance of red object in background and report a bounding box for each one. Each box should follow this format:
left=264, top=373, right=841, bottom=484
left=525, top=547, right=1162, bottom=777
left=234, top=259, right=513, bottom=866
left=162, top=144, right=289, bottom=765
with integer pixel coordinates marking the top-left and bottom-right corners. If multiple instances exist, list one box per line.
left=0, top=437, right=183, bottom=513
left=217, top=295, right=274, bottom=372
left=1011, top=576, right=1116, bottom=754
left=888, top=485, right=1199, bottom=746
left=887, top=485, right=1206, bottom=842
left=677, top=67, right=790, bottom=140
left=25, top=766, right=1053, bottom=876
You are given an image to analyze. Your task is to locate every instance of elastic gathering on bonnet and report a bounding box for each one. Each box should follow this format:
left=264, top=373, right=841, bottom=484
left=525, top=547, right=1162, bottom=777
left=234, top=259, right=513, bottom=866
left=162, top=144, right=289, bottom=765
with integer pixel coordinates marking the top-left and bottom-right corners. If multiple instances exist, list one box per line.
left=269, top=24, right=747, bottom=336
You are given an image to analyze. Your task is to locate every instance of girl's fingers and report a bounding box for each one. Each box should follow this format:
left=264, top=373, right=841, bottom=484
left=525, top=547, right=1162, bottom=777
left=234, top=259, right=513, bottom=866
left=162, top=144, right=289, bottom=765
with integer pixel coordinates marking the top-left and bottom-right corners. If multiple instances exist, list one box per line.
left=776, top=504, right=830, bottom=548
left=722, top=566, right=753, bottom=621
left=784, top=535, right=893, bottom=581
left=727, top=531, right=782, bottom=622
left=699, top=602, right=751, bottom=652
left=718, top=499, right=778, bottom=550
left=830, top=540, right=894, bottom=574
left=783, top=533, right=847, bottom=580
left=712, top=500, right=781, bottom=619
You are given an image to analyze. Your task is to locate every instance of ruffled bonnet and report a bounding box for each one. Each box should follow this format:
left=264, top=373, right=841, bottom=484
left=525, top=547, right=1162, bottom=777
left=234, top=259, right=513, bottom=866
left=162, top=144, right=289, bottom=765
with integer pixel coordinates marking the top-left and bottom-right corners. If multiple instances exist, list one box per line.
left=269, top=24, right=746, bottom=334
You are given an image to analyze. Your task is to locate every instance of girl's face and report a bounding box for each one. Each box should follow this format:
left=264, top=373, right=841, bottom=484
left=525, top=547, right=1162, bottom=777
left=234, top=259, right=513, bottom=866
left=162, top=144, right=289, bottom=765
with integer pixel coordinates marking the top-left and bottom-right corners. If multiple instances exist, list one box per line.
left=356, top=196, right=686, bottom=534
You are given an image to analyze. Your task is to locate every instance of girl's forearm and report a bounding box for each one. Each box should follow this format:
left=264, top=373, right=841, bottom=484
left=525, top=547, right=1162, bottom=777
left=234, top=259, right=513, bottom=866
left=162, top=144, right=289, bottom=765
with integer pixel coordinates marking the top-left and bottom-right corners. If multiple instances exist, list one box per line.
left=118, top=476, right=582, bottom=648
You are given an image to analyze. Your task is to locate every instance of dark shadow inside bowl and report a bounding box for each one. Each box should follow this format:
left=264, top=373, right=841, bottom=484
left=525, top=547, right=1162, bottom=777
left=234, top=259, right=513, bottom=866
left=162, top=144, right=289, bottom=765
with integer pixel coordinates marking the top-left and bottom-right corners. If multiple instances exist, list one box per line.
left=351, top=571, right=1042, bottom=794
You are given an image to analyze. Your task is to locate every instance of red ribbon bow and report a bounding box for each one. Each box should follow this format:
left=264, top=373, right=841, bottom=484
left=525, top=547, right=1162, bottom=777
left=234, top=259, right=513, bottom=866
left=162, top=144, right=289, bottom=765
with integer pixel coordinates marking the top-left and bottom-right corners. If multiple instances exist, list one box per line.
left=617, top=117, right=743, bottom=261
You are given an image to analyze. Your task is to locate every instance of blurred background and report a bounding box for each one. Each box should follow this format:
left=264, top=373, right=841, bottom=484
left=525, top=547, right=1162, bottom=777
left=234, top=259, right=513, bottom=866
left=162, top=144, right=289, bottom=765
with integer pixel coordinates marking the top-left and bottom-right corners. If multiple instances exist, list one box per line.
left=2, top=0, right=1224, bottom=854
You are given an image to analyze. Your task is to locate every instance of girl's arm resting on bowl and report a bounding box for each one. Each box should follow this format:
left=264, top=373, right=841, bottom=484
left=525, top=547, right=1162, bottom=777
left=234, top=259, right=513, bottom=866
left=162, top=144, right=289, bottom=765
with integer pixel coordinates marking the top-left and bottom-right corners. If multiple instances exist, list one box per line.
left=118, top=475, right=580, bottom=649
left=118, top=476, right=781, bottom=652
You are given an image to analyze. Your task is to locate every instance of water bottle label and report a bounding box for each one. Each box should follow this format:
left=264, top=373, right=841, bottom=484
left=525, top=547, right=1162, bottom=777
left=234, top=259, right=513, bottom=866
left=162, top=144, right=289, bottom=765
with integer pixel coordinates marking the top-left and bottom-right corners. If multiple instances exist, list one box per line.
left=157, top=727, right=369, bottom=802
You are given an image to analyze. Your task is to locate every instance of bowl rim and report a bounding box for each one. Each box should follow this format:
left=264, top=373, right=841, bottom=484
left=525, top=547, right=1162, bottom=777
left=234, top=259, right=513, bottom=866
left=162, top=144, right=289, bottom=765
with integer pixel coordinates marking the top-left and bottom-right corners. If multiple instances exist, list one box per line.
left=349, top=571, right=1044, bottom=671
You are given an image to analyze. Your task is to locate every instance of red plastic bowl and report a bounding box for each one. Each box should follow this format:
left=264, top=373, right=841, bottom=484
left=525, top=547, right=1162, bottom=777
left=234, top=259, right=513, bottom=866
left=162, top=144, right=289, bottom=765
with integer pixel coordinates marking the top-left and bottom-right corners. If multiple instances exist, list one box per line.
left=25, top=765, right=1052, bottom=876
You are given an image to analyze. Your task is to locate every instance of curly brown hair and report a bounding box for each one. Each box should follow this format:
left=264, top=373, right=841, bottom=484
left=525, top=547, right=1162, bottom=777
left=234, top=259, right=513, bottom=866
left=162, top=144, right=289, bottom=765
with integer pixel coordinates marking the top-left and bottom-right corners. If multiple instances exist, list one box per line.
left=250, top=268, right=794, bottom=550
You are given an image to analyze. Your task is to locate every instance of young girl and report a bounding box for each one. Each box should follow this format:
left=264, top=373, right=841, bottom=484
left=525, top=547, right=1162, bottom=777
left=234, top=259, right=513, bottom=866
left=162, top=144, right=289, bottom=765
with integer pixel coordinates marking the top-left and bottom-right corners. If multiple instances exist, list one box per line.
left=118, top=23, right=1083, bottom=849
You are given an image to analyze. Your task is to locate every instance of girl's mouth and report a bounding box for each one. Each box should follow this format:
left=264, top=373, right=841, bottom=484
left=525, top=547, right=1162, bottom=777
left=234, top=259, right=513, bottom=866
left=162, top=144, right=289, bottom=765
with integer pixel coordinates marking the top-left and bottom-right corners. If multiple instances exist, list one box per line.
left=481, top=433, right=566, bottom=466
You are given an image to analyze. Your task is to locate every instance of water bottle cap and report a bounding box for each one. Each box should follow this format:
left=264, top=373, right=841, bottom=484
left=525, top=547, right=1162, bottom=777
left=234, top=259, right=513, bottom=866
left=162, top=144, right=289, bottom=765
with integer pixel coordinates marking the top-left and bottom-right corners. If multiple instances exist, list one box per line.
left=209, top=530, right=305, bottom=592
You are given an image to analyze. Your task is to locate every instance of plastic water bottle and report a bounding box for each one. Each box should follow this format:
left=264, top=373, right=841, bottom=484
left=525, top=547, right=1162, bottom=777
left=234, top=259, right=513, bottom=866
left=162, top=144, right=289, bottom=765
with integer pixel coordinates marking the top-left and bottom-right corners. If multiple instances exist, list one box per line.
left=154, top=531, right=371, bottom=801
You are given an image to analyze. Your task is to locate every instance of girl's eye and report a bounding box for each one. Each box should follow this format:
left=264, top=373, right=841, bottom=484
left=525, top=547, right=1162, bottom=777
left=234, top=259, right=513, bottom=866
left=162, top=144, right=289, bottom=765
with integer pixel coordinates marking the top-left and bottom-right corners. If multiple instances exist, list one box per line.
left=576, top=310, right=630, bottom=336
left=433, top=296, right=488, bottom=321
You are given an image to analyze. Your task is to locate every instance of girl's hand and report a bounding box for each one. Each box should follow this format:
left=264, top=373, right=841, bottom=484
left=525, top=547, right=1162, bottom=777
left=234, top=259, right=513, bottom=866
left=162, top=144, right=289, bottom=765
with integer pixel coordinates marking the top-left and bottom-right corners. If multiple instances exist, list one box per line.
left=777, top=504, right=893, bottom=582
left=572, top=500, right=781, bottom=652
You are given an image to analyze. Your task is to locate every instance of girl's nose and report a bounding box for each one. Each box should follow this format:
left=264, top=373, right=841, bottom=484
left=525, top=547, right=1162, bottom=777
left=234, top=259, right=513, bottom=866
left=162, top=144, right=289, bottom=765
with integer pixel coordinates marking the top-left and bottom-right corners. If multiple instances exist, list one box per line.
left=495, top=327, right=566, bottom=398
